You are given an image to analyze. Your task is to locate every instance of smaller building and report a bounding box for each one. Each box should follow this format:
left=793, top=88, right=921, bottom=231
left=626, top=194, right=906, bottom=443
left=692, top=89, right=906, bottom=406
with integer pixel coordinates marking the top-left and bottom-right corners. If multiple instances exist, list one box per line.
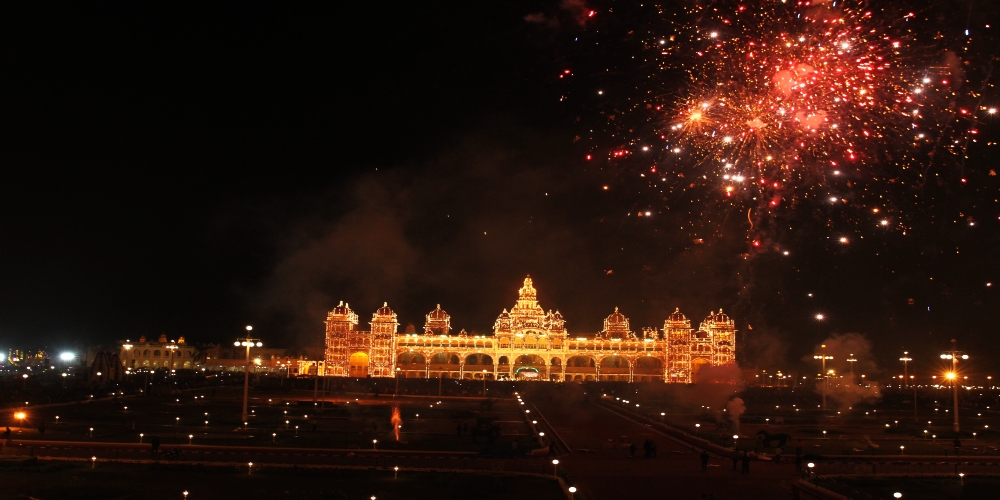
left=119, top=334, right=201, bottom=370
left=116, top=335, right=320, bottom=375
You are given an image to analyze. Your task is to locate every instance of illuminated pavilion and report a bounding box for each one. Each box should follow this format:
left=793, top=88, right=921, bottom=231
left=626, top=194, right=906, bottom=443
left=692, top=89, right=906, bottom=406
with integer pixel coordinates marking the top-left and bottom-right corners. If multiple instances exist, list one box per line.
left=320, top=277, right=736, bottom=383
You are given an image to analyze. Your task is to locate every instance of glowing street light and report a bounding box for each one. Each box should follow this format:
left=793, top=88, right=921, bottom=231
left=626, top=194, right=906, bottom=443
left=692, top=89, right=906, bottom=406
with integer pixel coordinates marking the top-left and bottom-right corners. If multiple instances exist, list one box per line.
left=552, top=458, right=560, bottom=476
left=941, top=339, right=968, bottom=432
left=568, top=486, right=577, bottom=500
left=165, top=343, right=179, bottom=373
left=235, top=326, right=262, bottom=423
left=900, top=352, right=913, bottom=387
left=846, top=354, right=857, bottom=381
left=814, top=345, right=834, bottom=410
left=373, top=439, right=378, bottom=450
left=122, top=343, right=133, bottom=376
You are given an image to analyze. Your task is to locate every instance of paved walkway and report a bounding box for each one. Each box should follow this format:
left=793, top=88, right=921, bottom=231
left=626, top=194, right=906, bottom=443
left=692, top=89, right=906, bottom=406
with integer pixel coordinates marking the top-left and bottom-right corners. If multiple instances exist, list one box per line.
left=533, top=396, right=801, bottom=500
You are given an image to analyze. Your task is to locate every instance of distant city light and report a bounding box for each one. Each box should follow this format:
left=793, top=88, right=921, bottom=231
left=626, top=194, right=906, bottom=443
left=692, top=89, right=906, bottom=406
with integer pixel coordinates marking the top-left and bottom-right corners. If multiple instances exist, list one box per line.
left=59, top=352, right=75, bottom=361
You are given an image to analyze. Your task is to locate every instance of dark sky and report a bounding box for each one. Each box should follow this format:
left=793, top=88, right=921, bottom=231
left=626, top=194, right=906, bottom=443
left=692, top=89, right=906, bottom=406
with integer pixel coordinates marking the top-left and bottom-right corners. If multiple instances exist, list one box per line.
left=5, top=1, right=1000, bottom=377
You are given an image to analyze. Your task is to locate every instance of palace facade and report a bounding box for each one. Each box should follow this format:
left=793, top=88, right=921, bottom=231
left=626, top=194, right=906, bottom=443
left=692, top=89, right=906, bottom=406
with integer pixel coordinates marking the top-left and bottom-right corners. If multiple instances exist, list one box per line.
left=322, top=277, right=736, bottom=383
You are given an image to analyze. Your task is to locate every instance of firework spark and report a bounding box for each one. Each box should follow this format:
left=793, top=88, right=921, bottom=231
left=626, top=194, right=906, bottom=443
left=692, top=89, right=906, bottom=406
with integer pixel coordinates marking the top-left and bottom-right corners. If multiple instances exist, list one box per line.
left=578, top=0, right=993, bottom=244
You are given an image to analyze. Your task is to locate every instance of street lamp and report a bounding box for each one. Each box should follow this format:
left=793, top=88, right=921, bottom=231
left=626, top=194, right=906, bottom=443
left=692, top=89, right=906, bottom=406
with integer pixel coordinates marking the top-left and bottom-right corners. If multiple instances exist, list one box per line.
left=123, top=343, right=133, bottom=377
left=235, top=326, right=262, bottom=423
left=165, top=343, right=179, bottom=373
left=482, top=369, right=488, bottom=395
left=900, top=352, right=912, bottom=387
left=373, top=439, right=378, bottom=450
left=568, top=486, right=577, bottom=500
left=395, top=367, right=401, bottom=396
left=941, top=339, right=968, bottom=432
left=552, top=459, right=559, bottom=477
left=846, top=354, right=857, bottom=381
left=813, top=346, right=834, bottom=411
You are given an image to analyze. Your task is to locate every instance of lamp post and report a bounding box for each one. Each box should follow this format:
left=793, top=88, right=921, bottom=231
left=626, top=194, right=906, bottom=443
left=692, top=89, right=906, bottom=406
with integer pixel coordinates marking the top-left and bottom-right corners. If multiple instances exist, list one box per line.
left=846, top=354, right=857, bottom=382
left=482, top=369, right=488, bottom=395
left=166, top=343, right=178, bottom=374
left=235, top=326, right=262, bottom=424
left=813, top=346, right=833, bottom=411
left=123, top=343, right=133, bottom=380
left=941, top=339, right=968, bottom=432
left=900, top=352, right=912, bottom=388
left=395, top=367, right=401, bottom=397
left=552, top=459, right=559, bottom=477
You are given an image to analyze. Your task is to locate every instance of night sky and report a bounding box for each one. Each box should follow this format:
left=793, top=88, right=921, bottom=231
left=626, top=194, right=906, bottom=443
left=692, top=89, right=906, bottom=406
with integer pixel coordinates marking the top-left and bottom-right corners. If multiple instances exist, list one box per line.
left=5, top=1, right=1000, bottom=377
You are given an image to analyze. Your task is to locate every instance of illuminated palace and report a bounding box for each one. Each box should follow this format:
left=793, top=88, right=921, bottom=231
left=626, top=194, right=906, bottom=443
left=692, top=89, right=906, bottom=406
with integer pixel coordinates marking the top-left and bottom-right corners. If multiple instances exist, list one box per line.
left=322, top=277, right=735, bottom=383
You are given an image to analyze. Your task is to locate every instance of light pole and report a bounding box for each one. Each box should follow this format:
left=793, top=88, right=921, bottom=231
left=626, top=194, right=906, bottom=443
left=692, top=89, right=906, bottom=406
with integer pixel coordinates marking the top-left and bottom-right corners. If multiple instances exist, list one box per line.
left=482, top=369, right=488, bottom=395
left=166, top=343, right=178, bottom=374
left=846, top=354, right=857, bottom=382
left=395, top=367, right=401, bottom=397
left=900, top=352, right=912, bottom=388
left=235, top=326, right=262, bottom=424
left=813, top=346, right=833, bottom=411
left=552, top=459, right=559, bottom=477
left=940, top=339, right=968, bottom=432
left=123, top=343, right=133, bottom=380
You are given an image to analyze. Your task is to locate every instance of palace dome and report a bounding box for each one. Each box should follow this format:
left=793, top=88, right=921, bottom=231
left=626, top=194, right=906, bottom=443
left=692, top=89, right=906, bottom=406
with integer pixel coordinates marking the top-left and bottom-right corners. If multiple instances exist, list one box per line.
left=668, top=308, right=688, bottom=322
left=427, top=304, right=448, bottom=320
left=331, top=301, right=353, bottom=316
left=707, top=309, right=731, bottom=323
left=606, top=307, right=627, bottom=325
left=376, top=302, right=394, bottom=316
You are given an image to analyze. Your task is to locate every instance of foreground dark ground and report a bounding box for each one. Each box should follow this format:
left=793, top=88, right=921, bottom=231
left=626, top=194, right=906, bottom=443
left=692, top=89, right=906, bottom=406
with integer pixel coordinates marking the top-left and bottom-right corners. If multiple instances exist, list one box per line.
left=5, top=378, right=1000, bottom=499
left=0, top=461, right=562, bottom=500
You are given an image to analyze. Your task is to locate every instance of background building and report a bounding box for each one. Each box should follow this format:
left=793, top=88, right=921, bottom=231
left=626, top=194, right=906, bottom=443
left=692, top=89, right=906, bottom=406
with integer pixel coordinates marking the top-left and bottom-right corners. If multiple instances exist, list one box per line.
left=324, top=276, right=737, bottom=383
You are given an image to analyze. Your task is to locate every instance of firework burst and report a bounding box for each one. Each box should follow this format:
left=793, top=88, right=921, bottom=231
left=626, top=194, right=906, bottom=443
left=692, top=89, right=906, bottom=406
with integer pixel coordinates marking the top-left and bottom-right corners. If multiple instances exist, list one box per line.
left=577, top=0, right=995, bottom=245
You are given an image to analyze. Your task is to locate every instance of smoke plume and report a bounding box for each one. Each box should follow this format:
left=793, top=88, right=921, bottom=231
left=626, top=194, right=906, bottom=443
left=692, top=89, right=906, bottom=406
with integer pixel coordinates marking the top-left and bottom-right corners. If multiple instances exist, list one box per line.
left=807, top=332, right=882, bottom=410
left=726, top=397, right=746, bottom=434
